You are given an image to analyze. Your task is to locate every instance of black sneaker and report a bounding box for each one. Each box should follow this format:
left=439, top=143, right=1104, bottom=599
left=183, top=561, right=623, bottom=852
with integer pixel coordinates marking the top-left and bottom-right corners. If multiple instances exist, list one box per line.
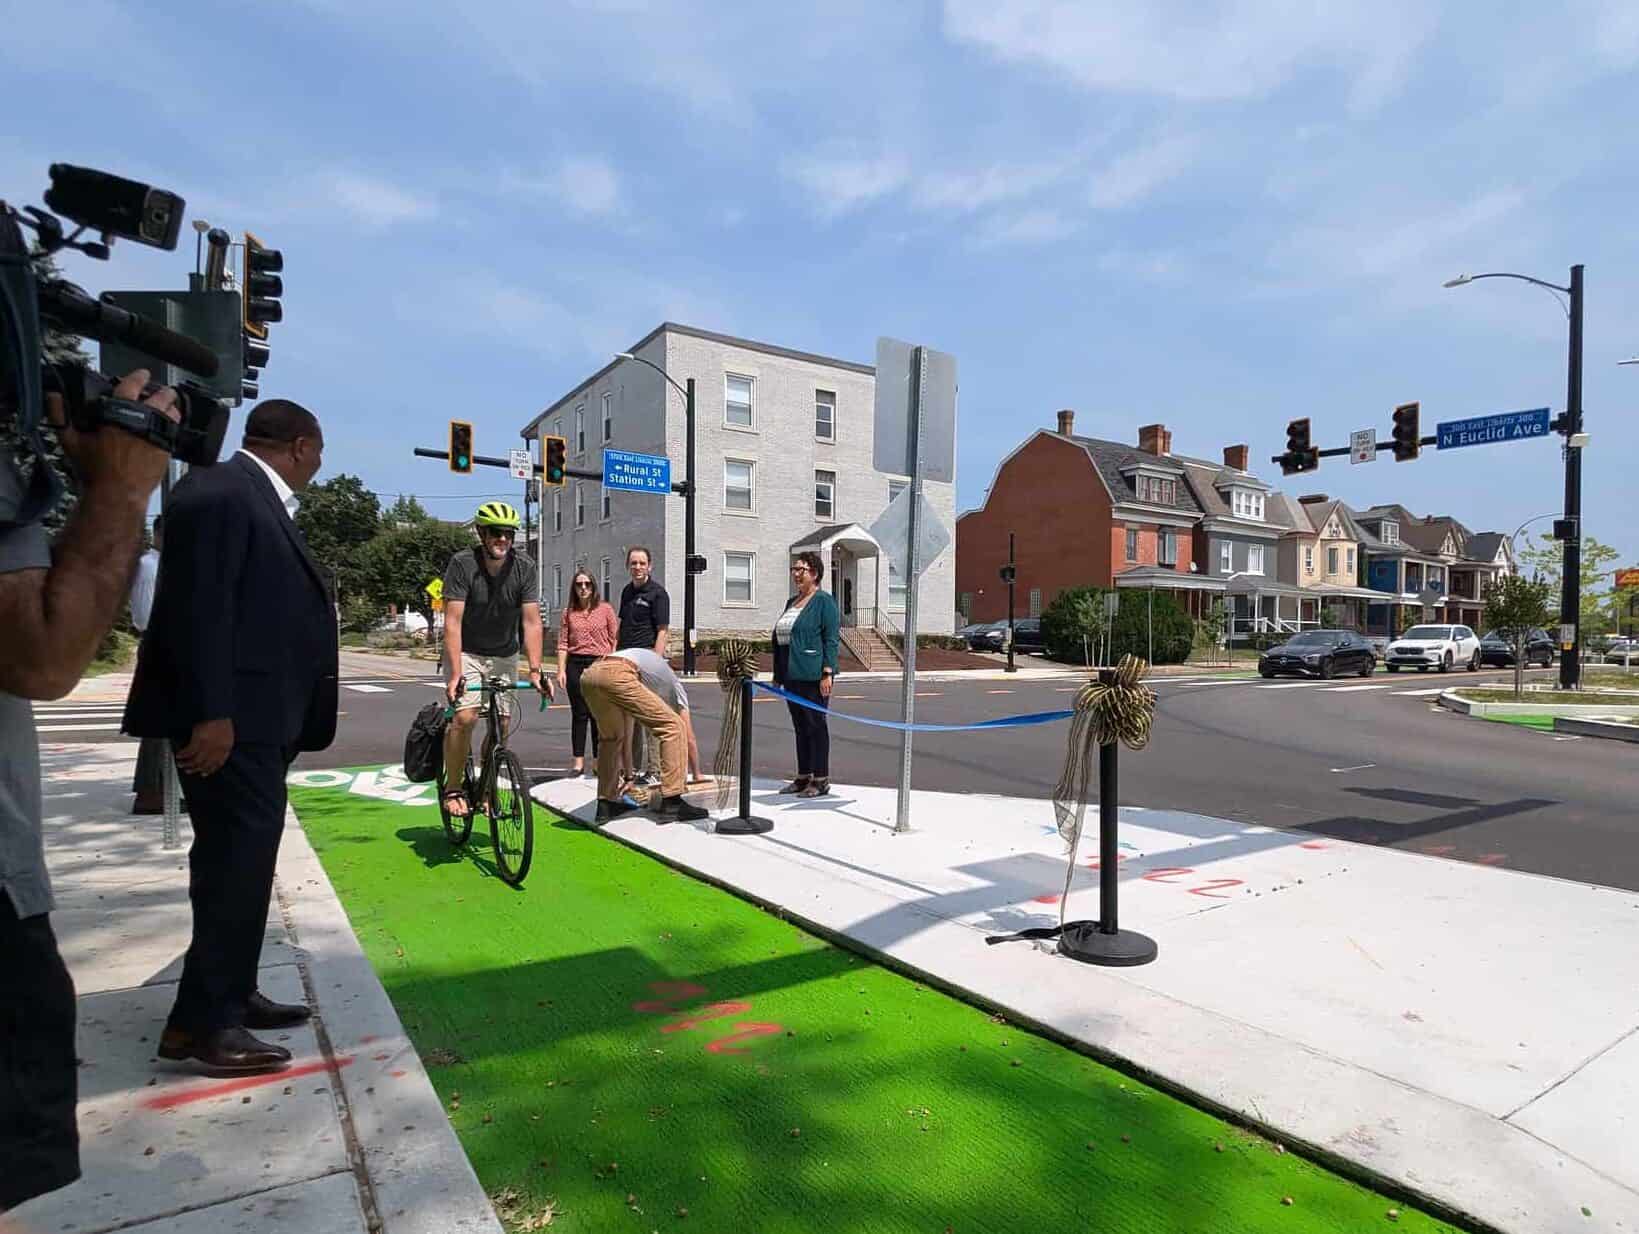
left=594, top=798, right=637, bottom=823
left=653, top=795, right=709, bottom=823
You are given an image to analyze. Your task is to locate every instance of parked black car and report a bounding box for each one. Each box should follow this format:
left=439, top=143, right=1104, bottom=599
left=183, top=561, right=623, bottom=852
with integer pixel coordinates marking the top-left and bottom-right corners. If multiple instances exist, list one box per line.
left=970, top=617, right=1044, bottom=654
left=1258, top=630, right=1377, bottom=679
left=1478, top=628, right=1555, bottom=668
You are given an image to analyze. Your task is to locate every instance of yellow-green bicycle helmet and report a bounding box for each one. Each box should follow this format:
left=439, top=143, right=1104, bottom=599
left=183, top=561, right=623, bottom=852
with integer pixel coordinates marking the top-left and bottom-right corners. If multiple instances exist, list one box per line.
left=474, top=501, right=521, bottom=529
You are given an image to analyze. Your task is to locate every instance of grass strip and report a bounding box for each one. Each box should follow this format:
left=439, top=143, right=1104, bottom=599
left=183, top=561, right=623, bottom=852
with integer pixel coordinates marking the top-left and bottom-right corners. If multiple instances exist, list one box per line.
left=291, top=770, right=1471, bottom=1234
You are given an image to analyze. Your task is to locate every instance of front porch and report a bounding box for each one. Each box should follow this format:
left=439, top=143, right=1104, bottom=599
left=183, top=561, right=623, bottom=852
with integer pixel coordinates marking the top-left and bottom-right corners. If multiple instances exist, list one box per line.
left=1112, top=566, right=1224, bottom=622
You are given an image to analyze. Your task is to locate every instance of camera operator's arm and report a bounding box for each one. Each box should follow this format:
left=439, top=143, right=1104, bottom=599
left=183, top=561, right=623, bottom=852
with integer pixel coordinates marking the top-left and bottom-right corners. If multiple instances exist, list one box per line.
left=0, top=371, right=177, bottom=699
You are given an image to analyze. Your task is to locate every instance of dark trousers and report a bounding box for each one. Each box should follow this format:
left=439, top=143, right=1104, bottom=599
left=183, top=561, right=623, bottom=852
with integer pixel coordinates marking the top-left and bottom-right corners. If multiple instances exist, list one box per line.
left=167, top=743, right=289, bottom=1035
left=0, top=893, right=79, bottom=1210
left=783, top=678, right=830, bottom=777
left=565, top=654, right=601, bottom=759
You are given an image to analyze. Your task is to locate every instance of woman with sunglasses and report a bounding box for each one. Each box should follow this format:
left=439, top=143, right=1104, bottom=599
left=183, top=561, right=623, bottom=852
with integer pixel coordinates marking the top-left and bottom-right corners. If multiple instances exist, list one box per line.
left=556, top=570, right=618, bottom=775
left=772, top=550, right=841, bottom=797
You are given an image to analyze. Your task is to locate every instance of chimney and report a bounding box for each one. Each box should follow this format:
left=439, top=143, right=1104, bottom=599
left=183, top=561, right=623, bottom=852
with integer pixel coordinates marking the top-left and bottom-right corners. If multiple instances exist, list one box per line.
left=1056, top=408, right=1075, bottom=436
left=1297, top=493, right=1330, bottom=505
left=1137, top=423, right=1171, bottom=456
left=1223, top=444, right=1249, bottom=471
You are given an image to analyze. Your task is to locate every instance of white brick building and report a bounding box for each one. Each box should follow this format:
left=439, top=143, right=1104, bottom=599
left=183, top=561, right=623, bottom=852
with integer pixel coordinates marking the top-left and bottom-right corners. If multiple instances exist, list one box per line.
left=519, top=323, right=957, bottom=650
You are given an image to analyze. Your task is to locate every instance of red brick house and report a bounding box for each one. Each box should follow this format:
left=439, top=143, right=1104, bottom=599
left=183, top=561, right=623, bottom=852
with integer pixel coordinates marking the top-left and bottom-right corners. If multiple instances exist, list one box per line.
left=955, top=411, right=1224, bottom=623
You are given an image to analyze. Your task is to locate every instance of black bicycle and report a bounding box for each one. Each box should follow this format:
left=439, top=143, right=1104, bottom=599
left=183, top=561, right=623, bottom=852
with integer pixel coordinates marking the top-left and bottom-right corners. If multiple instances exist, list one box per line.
left=435, top=677, right=543, bottom=886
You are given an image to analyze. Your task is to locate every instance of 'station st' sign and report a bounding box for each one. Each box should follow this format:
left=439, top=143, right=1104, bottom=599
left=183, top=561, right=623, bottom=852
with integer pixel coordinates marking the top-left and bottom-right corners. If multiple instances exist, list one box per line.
left=1436, top=407, right=1551, bottom=451
left=602, top=448, right=672, bottom=494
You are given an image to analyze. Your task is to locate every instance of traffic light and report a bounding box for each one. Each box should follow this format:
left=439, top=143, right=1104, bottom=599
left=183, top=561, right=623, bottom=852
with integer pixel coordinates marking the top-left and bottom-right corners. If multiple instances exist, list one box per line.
left=543, top=435, right=567, bottom=487
left=1391, top=401, right=1421, bottom=461
left=1280, top=417, right=1319, bottom=475
left=241, top=335, right=269, bottom=403
left=998, top=564, right=1016, bottom=584
left=242, top=231, right=283, bottom=341
left=449, top=420, right=474, bottom=473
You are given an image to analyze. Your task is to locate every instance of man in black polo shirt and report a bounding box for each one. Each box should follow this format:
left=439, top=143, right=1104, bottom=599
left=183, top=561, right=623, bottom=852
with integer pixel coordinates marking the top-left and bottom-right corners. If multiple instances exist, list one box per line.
left=616, top=545, right=669, bottom=783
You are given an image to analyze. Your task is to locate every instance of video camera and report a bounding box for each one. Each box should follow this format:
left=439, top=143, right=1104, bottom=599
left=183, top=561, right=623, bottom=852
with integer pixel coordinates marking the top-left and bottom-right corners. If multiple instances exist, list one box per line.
left=1, top=165, right=231, bottom=518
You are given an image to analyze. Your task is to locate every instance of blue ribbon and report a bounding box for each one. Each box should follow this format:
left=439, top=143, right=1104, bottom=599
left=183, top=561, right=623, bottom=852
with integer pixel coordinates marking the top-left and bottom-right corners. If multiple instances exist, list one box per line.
left=750, top=680, right=1073, bottom=733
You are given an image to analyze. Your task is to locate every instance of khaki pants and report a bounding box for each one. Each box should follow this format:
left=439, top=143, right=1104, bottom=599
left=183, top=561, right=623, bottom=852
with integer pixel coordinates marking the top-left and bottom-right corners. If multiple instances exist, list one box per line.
left=581, top=659, right=685, bottom=802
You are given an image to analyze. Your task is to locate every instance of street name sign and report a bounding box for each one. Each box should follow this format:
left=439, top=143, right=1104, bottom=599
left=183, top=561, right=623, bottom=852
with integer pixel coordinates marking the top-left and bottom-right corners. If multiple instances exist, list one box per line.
left=508, top=448, right=531, bottom=480
left=1436, top=408, right=1551, bottom=451
left=602, top=448, right=671, bottom=494
left=1350, top=428, right=1376, bottom=464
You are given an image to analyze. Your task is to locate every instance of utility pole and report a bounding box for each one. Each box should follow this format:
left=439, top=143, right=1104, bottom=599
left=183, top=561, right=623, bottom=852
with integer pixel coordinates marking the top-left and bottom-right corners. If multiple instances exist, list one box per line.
left=1005, top=531, right=1016, bottom=674
left=683, top=377, right=697, bottom=675
left=1559, top=264, right=1585, bottom=690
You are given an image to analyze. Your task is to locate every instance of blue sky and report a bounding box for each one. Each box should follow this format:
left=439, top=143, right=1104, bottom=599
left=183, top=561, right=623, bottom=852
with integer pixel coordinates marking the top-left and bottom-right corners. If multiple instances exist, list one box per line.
left=8, top=1, right=1637, bottom=574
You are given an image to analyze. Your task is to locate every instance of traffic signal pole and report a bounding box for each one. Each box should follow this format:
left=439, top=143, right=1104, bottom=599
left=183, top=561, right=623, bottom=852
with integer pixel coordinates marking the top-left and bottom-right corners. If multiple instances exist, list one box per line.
left=683, top=377, right=697, bottom=676
left=1006, top=531, right=1016, bottom=674
left=1560, top=265, right=1585, bottom=690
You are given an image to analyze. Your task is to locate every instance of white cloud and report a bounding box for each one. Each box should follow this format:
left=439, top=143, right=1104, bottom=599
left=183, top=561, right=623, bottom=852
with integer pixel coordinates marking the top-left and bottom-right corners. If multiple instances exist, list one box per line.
left=1097, top=249, right=1187, bottom=281
left=324, top=172, right=439, bottom=226
left=973, top=208, right=1076, bottom=248
left=782, top=151, right=909, bottom=218
left=942, top=0, right=1434, bottom=107
left=913, top=156, right=1078, bottom=213
left=503, top=158, right=623, bottom=217
left=1089, top=134, right=1198, bottom=209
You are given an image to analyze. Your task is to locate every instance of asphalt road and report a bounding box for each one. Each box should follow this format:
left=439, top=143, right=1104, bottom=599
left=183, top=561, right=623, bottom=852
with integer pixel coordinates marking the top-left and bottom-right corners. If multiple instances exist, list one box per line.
left=38, top=653, right=1639, bottom=891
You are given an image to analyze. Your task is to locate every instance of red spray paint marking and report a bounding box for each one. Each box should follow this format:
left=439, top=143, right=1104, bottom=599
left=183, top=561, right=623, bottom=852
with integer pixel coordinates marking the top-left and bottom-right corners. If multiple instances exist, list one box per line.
left=389, top=1070, right=408, bottom=1078
left=1422, top=844, right=1457, bottom=856
left=372, top=1052, right=391, bottom=1062
left=1476, top=853, right=1508, bottom=866
left=1298, top=841, right=1328, bottom=850
left=662, top=1002, right=753, bottom=1034
left=705, top=1023, right=783, bottom=1055
left=1141, top=867, right=1196, bottom=884
left=1188, top=878, right=1244, bottom=899
left=633, top=980, right=710, bottom=1013
left=1031, top=894, right=1061, bottom=904
left=1085, top=854, right=1130, bottom=870
left=143, top=1055, right=354, bottom=1111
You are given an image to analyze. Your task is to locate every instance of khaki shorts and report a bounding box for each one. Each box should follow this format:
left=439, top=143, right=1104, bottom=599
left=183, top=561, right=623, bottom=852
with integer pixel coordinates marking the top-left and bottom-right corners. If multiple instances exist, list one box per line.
left=452, top=652, right=519, bottom=712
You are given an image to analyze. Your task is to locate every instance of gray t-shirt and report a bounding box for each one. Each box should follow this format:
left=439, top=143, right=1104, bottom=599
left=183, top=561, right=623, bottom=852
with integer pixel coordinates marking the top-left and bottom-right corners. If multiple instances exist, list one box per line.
left=610, top=647, right=688, bottom=712
left=443, top=547, right=539, bottom=657
left=1, top=451, right=55, bottom=918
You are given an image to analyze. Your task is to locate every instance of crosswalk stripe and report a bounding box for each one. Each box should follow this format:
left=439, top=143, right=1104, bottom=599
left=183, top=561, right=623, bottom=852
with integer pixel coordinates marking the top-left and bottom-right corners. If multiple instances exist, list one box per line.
left=29, top=713, right=126, bottom=722
left=38, top=723, right=123, bottom=732
left=1321, top=684, right=1391, bottom=693
left=1256, top=682, right=1317, bottom=690
left=344, top=684, right=393, bottom=694
left=1393, top=688, right=1447, bottom=697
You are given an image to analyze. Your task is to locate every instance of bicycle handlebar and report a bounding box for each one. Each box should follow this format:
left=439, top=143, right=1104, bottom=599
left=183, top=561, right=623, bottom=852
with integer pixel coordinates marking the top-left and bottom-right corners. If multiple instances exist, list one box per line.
left=444, top=676, right=550, bottom=720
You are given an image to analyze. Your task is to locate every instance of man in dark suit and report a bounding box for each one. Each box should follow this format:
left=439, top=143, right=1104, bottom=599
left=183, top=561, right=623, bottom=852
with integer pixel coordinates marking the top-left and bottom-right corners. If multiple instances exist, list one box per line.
left=124, top=400, right=337, bottom=1073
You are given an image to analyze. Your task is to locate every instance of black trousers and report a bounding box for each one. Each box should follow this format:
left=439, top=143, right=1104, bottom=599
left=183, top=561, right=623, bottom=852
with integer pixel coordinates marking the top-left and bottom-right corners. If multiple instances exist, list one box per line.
left=0, top=893, right=79, bottom=1211
left=167, top=743, right=290, bottom=1035
left=565, top=654, right=601, bottom=759
left=783, top=678, right=830, bottom=777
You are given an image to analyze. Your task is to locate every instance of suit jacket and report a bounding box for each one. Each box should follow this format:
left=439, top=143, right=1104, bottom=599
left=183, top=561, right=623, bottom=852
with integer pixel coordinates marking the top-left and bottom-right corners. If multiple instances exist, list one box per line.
left=124, top=454, right=338, bottom=752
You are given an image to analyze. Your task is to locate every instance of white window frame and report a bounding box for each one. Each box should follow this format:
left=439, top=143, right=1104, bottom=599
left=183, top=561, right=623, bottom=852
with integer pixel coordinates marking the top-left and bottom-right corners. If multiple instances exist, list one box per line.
left=574, top=405, right=586, bottom=454
left=600, top=486, right=612, bottom=523
left=1248, top=544, right=1266, bottom=576
left=601, top=390, right=613, bottom=443
left=1382, top=521, right=1399, bottom=545
left=815, top=469, right=836, bottom=520
left=1158, top=528, right=1177, bottom=567
left=1327, top=546, right=1339, bottom=575
left=552, top=564, right=563, bottom=611
left=574, top=482, right=585, bottom=528
left=552, top=490, right=562, bottom=534
left=1125, top=525, right=1139, bottom=563
left=815, top=389, right=836, bottom=441
left=1222, top=541, right=1234, bottom=573
left=600, top=556, right=611, bottom=602
left=724, top=458, right=755, bottom=514
left=1028, top=587, right=1042, bottom=618
left=1303, top=545, right=1314, bottom=574
left=887, top=478, right=908, bottom=504
left=1347, top=548, right=1356, bottom=574
left=724, top=373, right=755, bottom=430
left=723, top=551, right=755, bottom=607
left=888, top=562, right=907, bottom=613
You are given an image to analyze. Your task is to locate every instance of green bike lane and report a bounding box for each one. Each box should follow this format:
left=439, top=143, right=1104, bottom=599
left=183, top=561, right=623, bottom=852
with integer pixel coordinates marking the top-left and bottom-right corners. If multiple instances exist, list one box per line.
left=289, top=767, right=1470, bottom=1234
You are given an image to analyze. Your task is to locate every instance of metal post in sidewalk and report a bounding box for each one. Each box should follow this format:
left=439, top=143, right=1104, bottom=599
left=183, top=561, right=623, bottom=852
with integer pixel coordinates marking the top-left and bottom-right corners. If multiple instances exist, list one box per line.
left=683, top=377, right=697, bottom=676
left=1559, top=264, right=1584, bottom=690
left=1058, top=668, right=1158, bottom=967
left=1005, top=531, right=1017, bottom=674
left=894, top=347, right=927, bottom=834
left=717, top=677, right=772, bottom=836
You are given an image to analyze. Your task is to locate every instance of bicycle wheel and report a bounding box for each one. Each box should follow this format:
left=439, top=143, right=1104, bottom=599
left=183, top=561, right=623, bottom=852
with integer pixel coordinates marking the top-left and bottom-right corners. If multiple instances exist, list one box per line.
left=488, top=749, right=534, bottom=886
left=436, top=753, right=476, bottom=846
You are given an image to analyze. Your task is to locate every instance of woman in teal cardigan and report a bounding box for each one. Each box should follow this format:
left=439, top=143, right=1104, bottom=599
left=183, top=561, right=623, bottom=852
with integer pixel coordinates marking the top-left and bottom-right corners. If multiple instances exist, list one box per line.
left=771, top=550, right=841, bottom=797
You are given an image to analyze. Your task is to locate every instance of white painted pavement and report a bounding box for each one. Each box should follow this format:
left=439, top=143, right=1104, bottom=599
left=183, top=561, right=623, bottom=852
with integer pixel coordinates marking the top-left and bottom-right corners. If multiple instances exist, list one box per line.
left=533, top=774, right=1639, bottom=1234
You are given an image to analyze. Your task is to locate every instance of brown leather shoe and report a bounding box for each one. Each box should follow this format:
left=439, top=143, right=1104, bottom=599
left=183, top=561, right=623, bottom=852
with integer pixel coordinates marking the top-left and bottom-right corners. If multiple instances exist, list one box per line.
left=158, top=1026, right=292, bottom=1074
left=244, top=991, right=312, bottom=1030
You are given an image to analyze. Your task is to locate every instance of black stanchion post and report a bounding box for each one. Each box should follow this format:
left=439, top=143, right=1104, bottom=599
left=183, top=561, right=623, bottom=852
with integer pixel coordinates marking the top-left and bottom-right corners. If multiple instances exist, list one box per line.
left=717, top=677, right=773, bottom=836
left=1057, top=668, right=1158, bottom=967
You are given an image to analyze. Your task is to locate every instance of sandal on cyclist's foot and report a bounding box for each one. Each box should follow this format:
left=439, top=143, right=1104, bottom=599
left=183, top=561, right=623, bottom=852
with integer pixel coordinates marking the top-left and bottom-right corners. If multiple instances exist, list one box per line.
left=441, top=789, right=471, bottom=817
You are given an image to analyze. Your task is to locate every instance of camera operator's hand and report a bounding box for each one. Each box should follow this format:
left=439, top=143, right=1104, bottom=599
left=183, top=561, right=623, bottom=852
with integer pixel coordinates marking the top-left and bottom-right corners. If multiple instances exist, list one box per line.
left=48, top=368, right=179, bottom=500
left=176, top=717, right=235, bottom=777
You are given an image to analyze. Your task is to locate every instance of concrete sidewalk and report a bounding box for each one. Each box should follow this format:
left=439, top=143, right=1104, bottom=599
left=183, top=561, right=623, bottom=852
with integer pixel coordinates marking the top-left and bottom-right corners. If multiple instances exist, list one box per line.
left=15, top=742, right=499, bottom=1234
left=535, top=774, right=1639, bottom=1234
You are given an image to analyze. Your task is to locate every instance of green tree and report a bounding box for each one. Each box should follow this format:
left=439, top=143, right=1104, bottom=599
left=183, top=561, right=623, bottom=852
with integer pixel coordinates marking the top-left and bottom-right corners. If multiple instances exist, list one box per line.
left=1041, top=586, right=1109, bottom=665
left=295, top=474, right=380, bottom=603
left=1517, top=532, right=1621, bottom=638
left=1483, top=573, right=1555, bottom=700
left=382, top=494, right=432, bottom=526
left=358, top=519, right=473, bottom=628
left=1041, top=586, right=1193, bottom=666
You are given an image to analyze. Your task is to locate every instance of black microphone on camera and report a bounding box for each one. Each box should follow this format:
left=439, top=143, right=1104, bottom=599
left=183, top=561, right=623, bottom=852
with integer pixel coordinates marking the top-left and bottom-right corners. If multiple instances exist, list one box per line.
left=37, top=280, right=220, bottom=378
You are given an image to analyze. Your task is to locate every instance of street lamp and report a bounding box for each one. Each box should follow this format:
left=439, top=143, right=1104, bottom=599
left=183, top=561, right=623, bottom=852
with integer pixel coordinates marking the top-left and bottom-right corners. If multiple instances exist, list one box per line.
left=614, top=352, right=699, bottom=674
left=1444, top=265, right=1585, bottom=688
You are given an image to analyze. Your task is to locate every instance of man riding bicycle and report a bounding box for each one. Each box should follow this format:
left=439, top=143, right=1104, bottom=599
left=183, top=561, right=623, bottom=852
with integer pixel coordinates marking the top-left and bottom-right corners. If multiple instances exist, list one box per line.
left=440, top=502, right=552, bottom=817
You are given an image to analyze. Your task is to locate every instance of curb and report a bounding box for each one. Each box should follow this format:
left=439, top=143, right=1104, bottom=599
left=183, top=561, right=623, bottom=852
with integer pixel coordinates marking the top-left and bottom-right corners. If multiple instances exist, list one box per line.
left=1439, top=689, right=1639, bottom=719
left=278, top=804, right=504, bottom=1233
left=1553, top=716, right=1639, bottom=743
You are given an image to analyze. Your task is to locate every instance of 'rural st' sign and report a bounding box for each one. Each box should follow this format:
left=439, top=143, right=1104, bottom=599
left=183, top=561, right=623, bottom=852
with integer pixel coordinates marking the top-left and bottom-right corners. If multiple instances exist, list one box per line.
left=1436, top=407, right=1551, bottom=451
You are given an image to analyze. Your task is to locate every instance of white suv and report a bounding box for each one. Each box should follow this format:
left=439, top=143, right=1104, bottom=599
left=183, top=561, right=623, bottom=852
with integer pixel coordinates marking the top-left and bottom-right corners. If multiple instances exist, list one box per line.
left=1385, top=624, right=1482, bottom=673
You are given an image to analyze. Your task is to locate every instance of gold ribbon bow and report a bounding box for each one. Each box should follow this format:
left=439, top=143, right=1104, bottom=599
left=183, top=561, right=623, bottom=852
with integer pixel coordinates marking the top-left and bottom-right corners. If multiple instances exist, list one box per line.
left=712, top=639, right=761, bottom=812
left=1052, top=654, right=1157, bottom=851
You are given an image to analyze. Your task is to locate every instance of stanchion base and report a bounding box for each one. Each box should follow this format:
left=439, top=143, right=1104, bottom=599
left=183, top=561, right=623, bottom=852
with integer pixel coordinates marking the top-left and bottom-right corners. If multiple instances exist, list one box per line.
left=715, top=815, right=774, bottom=836
left=1056, top=920, right=1158, bottom=967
